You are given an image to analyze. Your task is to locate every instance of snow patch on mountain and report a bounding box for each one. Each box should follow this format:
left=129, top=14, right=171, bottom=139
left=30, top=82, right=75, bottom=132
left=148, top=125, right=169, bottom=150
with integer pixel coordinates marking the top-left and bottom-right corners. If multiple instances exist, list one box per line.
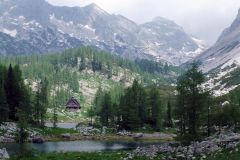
left=0, top=0, right=206, bottom=64
left=0, top=28, right=17, bottom=37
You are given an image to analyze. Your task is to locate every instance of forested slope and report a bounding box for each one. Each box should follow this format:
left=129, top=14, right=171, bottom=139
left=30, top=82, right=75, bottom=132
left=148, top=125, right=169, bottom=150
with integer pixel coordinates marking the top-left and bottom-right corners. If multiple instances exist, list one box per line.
left=0, top=47, right=182, bottom=121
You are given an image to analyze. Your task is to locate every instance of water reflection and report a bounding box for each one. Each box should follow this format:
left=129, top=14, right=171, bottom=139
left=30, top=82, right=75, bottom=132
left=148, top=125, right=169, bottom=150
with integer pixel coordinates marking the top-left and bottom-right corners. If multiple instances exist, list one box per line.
left=0, top=140, right=162, bottom=156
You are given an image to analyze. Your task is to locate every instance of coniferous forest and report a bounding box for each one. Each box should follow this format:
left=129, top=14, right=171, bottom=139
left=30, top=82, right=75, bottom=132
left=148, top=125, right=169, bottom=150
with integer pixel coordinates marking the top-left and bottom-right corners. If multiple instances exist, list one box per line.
left=1, top=47, right=240, bottom=160
left=1, top=1, right=240, bottom=159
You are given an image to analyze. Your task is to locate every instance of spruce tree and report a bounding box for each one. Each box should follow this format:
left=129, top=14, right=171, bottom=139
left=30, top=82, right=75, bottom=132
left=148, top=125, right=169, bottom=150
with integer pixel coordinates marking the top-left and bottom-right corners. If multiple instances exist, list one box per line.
left=176, top=63, right=205, bottom=139
left=5, top=65, right=22, bottom=121
left=99, top=93, right=112, bottom=127
left=149, top=87, right=162, bottom=130
left=39, top=78, right=48, bottom=127
left=79, top=54, right=86, bottom=71
left=166, top=101, right=173, bottom=128
left=0, top=65, right=8, bottom=123
left=120, top=80, right=147, bottom=130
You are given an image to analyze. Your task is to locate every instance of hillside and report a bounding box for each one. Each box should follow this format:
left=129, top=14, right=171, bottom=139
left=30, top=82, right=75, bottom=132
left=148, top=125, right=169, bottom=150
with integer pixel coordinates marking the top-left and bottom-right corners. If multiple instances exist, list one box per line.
left=0, top=47, right=182, bottom=121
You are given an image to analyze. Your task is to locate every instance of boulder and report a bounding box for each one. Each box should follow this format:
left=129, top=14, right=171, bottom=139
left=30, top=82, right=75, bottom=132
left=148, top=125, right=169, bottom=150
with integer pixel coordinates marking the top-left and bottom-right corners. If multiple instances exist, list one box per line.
left=61, top=133, right=71, bottom=139
left=132, top=133, right=143, bottom=138
left=116, top=130, right=131, bottom=136
left=0, top=136, right=14, bottom=143
left=0, top=148, right=9, bottom=159
left=32, top=136, right=44, bottom=144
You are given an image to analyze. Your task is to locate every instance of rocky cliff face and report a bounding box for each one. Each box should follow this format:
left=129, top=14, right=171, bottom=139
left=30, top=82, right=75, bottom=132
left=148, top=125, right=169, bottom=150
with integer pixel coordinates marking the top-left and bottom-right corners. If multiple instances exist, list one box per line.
left=193, top=9, right=240, bottom=73
left=0, top=0, right=205, bottom=65
left=192, top=9, right=240, bottom=96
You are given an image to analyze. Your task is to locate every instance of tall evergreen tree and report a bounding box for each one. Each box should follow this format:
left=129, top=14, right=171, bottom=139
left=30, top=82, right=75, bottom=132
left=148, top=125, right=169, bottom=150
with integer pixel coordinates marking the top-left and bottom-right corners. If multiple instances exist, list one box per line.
left=148, top=87, right=162, bottom=130
left=0, top=65, right=8, bottom=123
left=120, top=80, right=147, bottom=130
left=79, top=54, right=86, bottom=71
left=39, top=78, right=49, bottom=127
left=99, top=93, right=113, bottom=127
left=176, top=63, right=205, bottom=139
left=5, top=65, right=22, bottom=121
left=166, top=101, right=173, bottom=128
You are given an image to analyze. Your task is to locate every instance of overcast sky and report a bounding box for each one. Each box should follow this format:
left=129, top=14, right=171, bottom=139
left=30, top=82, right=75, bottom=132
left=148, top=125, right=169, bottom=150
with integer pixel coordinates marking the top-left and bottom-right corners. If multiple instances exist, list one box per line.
left=46, top=0, right=240, bottom=45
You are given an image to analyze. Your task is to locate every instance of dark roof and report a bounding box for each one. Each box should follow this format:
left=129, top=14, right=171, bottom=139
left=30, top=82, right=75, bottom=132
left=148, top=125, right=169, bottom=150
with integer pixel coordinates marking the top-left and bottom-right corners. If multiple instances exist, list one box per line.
left=66, top=97, right=80, bottom=108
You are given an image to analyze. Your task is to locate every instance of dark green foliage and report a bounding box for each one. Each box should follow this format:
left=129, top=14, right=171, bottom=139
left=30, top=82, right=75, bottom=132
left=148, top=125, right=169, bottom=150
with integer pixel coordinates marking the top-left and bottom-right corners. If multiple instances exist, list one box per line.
left=5, top=65, right=20, bottom=120
left=99, top=93, right=113, bottom=127
left=166, top=101, right=173, bottom=128
left=92, top=54, right=102, bottom=72
left=148, top=87, right=163, bottom=130
left=53, top=99, right=58, bottom=128
left=211, top=87, right=240, bottom=133
left=107, top=62, right=112, bottom=79
left=0, top=65, right=8, bottom=123
left=176, top=63, right=206, bottom=139
left=135, top=59, right=182, bottom=75
left=92, top=80, right=169, bottom=131
left=34, top=78, right=49, bottom=127
left=119, top=80, right=147, bottom=130
left=79, top=54, right=86, bottom=71
left=93, top=87, right=104, bottom=117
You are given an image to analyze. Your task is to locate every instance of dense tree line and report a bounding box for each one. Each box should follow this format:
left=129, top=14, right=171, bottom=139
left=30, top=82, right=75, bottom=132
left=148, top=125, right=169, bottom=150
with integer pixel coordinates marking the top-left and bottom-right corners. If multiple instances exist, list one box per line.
left=93, top=80, right=166, bottom=131
left=0, top=47, right=183, bottom=119
left=0, top=64, right=48, bottom=129
left=90, top=63, right=240, bottom=142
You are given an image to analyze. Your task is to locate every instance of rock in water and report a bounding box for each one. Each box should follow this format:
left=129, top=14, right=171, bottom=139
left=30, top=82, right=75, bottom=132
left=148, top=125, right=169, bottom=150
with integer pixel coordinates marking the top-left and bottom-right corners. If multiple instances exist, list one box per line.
left=32, top=136, right=45, bottom=144
left=61, top=133, right=71, bottom=139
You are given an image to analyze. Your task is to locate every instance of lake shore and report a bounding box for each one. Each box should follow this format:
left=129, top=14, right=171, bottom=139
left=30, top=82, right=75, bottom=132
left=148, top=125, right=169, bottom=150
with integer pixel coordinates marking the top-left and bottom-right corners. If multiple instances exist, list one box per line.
left=43, top=133, right=175, bottom=142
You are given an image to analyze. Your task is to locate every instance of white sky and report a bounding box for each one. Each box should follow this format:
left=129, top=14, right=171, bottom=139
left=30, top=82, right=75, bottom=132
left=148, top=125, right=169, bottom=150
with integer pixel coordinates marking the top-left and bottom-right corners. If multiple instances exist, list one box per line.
left=46, top=0, right=240, bottom=45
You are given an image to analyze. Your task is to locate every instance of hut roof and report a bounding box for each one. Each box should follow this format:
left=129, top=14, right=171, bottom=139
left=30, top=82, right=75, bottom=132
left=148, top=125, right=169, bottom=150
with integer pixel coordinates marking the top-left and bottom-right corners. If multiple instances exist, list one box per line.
left=66, top=97, right=80, bottom=108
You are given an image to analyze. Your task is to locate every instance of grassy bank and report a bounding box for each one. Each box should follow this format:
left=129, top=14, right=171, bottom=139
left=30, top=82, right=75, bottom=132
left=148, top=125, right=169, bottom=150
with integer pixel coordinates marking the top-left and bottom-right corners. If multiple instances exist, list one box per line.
left=9, top=145, right=240, bottom=160
left=10, top=151, right=164, bottom=160
left=34, top=127, right=175, bottom=142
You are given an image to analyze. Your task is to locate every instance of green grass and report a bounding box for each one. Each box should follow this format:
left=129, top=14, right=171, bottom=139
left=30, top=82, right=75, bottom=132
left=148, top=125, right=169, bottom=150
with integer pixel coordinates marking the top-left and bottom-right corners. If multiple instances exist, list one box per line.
left=11, top=146, right=240, bottom=160
left=204, top=149, right=240, bottom=160
left=10, top=151, right=164, bottom=160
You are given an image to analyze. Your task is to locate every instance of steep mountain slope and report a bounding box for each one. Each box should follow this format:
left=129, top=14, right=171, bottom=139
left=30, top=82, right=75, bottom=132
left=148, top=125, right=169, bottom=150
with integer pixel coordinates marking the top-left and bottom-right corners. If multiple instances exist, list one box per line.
left=0, top=0, right=205, bottom=65
left=194, top=9, right=240, bottom=73
left=192, top=9, right=240, bottom=96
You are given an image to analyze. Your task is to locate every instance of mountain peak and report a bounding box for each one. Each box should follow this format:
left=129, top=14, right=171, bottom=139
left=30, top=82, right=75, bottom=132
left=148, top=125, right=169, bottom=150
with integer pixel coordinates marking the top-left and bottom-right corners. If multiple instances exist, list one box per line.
left=153, top=16, right=170, bottom=21
left=237, top=8, right=240, bottom=18
left=84, top=3, right=107, bottom=14
left=87, top=3, right=99, bottom=8
left=151, top=16, right=178, bottom=26
left=86, top=3, right=103, bottom=10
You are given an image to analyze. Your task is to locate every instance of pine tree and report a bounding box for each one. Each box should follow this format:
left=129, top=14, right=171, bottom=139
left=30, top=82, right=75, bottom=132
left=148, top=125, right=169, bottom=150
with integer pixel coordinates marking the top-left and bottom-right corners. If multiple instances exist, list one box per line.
left=176, top=63, right=205, bottom=139
left=39, top=78, right=48, bottom=127
left=79, top=54, right=86, bottom=71
left=34, top=87, right=41, bottom=125
left=149, top=87, right=162, bottom=130
left=120, top=80, right=147, bottom=130
left=93, top=87, right=104, bottom=116
left=0, top=65, right=8, bottom=123
left=5, top=65, right=23, bottom=121
left=107, top=62, right=112, bottom=79
left=166, top=101, right=173, bottom=128
left=53, top=103, right=58, bottom=128
left=99, top=93, right=113, bottom=127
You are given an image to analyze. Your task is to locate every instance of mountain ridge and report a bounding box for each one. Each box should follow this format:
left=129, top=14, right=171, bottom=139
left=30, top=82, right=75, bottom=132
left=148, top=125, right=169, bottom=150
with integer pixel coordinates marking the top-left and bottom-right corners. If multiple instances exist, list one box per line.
left=0, top=0, right=205, bottom=65
left=191, top=8, right=240, bottom=96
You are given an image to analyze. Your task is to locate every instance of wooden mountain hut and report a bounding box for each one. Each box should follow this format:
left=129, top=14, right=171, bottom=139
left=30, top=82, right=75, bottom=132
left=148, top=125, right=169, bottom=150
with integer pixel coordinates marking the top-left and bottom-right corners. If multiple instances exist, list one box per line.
left=66, top=97, right=81, bottom=111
